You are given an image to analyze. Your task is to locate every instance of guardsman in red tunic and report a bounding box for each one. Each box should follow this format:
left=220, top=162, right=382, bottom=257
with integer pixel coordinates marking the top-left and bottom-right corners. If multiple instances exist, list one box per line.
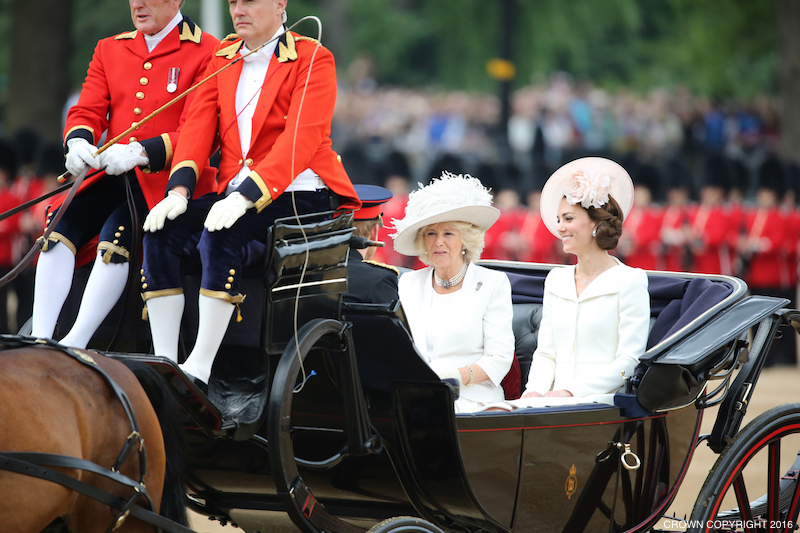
left=30, top=0, right=219, bottom=347
left=620, top=164, right=664, bottom=271
left=660, top=158, right=694, bottom=272
left=519, top=190, right=561, bottom=264
left=0, top=141, right=21, bottom=333
left=141, top=0, right=359, bottom=387
left=689, top=154, right=735, bottom=275
left=744, top=156, right=795, bottom=366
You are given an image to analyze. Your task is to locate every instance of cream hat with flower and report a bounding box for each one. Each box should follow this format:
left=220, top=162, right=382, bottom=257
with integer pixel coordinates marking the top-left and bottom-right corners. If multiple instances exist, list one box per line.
left=391, top=171, right=500, bottom=256
left=540, top=157, right=634, bottom=238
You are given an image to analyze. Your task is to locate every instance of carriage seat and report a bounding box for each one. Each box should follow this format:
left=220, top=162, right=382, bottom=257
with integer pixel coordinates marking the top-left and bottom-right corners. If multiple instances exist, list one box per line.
left=501, top=269, right=733, bottom=400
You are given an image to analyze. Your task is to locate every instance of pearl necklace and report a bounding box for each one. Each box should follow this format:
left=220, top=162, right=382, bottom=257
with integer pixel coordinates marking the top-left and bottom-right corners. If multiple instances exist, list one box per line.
left=434, top=262, right=468, bottom=289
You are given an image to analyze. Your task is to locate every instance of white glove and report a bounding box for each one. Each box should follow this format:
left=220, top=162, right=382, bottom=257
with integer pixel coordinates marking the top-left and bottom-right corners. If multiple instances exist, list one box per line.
left=65, top=138, right=100, bottom=178
left=438, top=367, right=463, bottom=388
left=143, top=190, right=188, bottom=233
left=100, top=142, right=149, bottom=175
left=204, top=192, right=254, bottom=232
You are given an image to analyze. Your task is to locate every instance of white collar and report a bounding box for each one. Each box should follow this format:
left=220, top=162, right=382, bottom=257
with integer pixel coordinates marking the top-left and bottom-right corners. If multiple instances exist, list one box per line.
left=143, top=11, right=183, bottom=53
left=240, top=25, right=284, bottom=63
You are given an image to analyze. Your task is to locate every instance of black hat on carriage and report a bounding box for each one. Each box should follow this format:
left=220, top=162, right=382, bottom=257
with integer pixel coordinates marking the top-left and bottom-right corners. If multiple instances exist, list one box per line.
left=756, top=154, right=787, bottom=196
left=0, top=139, right=19, bottom=184
left=701, top=153, right=732, bottom=192
left=36, top=142, right=67, bottom=177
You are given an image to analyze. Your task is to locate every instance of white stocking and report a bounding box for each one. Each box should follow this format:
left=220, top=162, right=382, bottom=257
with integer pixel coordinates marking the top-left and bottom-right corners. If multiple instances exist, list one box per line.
left=144, top=293, right=185, bottom=363
left=31, top=242, right=75, bottom=339
left=60, top=254, right=129, bottom=348
left=179, top=294, right=234, bottom=384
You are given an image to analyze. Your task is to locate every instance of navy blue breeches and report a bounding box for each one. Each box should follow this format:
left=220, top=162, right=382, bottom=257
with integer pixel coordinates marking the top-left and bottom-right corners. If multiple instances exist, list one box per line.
left=43, top=172, right=147, bottom=263
left=141, top=189, right=331, bottom=298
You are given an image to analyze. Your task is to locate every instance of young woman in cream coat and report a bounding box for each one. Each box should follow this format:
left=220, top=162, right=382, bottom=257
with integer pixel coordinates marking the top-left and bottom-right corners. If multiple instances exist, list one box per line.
left=522, top=158, right=650, bottom=401
left=392, top=173, right=515, bottom=413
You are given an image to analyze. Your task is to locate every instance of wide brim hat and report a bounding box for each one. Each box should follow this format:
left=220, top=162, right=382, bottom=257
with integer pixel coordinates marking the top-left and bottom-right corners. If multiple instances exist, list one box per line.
left=540, top=157, right=634, bottom=239
left=391, top=172, right=500, bottom=256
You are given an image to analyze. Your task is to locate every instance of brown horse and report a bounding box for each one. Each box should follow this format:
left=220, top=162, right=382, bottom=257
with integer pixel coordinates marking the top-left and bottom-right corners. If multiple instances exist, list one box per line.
left=0, top=342, right=187, bottom=533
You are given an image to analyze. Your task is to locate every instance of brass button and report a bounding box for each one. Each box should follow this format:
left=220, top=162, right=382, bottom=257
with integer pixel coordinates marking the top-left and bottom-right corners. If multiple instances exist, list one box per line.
left=272, top=187, right=278, bottom=192
left=337, top=154, right=342, bottom=163
left=143, top=61, right=152, bottom=70
left=114, top=232, right=121, bottom=238
left=134, top=107, right=142, bottom=115
left=227, top=276, right=234, bottom=282
left=237, top=159, right=243, bottom=165
left=129, top=137, right=137, bottom=142
left=142, top=283, right=148, bottom=289
left=140, top=269, right=145, bottom=274
left=112, top=239, right=119, bottom=245
left=140, top=77, right=149, bottom=85
left=119, top=226, right=125, bottom=231
left=136, top=92, right=145, bottom=100
left=141, top=276, right=146, bottom=282
left=130, top=122, right=140, bottom=130
left=283, top=115, right=288, bottom=120
left=229, top=269, right=236, bottom=275
left=245, top=158, right=253, bottom=166
left=224, top=283, right=232, bottom=290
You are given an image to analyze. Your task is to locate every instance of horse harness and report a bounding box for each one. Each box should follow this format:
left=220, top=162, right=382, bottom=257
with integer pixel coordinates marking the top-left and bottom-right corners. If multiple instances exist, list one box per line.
left=0, top=335, right=194, bottom=533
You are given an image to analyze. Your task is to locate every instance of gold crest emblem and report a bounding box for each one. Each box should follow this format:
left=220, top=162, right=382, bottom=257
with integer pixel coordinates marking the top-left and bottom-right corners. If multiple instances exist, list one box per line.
left=565, top=464, right=577, bottom=500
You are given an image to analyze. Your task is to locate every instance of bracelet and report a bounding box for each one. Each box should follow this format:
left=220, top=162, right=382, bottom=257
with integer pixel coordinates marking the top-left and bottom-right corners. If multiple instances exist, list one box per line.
left=464, top=365, right=474, bottom=387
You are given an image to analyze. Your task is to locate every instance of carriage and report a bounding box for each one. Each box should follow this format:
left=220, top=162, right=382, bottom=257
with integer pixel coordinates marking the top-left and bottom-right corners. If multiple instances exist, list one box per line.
left=4, top=208, right=800, bottom=533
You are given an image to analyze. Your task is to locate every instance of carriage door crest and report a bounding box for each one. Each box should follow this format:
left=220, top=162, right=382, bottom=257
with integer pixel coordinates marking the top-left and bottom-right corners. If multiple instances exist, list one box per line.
left=565, top=464, right=578, bottom=500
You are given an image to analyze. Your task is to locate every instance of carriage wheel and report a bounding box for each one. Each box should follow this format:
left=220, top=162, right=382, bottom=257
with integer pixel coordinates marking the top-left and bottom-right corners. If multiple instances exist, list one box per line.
left=365, top=517, right=445, bottom=533
left=268, top=318, right=367, bottom=533
left=689, top=403, right=800, bottom=533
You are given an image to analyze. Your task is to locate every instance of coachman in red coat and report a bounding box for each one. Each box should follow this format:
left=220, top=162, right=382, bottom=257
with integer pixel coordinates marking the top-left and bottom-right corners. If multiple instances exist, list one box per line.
left=31, top=0, right=219, bottom=348
left=141, top=0, right=359, bottom=387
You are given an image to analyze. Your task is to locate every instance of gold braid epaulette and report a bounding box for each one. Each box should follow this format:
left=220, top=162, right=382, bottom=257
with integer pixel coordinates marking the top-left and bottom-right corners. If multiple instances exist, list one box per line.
left=363, top=260, right=399, bottom=275
left=294, top=35, right=319, bottom=44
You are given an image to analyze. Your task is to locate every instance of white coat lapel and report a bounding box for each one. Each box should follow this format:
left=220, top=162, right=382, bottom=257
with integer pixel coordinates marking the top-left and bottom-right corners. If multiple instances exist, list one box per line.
left=577, top=264, right=622, bottom=301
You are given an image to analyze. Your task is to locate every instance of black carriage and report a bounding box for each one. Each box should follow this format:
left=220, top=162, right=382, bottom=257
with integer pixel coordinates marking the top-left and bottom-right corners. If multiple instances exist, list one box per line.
left=12, top=210, right=800, bottom=533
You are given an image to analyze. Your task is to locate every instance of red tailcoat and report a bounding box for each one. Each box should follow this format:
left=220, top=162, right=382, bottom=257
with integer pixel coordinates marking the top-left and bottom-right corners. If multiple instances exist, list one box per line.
left=519, top=210, right=561, bottom=264
left=166, top=32, right=359, bottom=213
left=660, top=203, right=691, bottom=272
left=62, top=17, right=219, bottom=210
left=743, top=206, right=789, bottom=289
left=689, top=203, right=734, bottom=275
left=782, top=205, right=800, bottom=288
left=621, top=204, right=664, bottom=271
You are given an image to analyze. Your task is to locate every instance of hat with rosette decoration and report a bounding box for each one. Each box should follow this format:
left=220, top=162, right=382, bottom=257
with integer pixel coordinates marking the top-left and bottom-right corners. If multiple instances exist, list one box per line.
left=540, top=157, right=634, bottom=238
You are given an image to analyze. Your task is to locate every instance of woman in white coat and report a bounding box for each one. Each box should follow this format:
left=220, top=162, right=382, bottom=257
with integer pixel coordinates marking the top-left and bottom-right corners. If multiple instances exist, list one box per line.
left=522, top=157, right=650, bottom=401
left=391, top=172, right=514, bottom=413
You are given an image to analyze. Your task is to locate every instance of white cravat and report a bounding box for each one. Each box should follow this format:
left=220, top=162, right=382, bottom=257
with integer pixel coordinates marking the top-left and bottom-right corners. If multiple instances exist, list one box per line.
left=228, top=28, right=282, bottom=194
left=143, top=11, right=183, bottom=53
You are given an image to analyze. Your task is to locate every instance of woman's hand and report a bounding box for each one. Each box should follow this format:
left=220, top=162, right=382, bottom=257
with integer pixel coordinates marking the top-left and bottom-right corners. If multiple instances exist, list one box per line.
left=521, top=390, right=543, bottom=398
left=544, top=389, right=573, bottom=397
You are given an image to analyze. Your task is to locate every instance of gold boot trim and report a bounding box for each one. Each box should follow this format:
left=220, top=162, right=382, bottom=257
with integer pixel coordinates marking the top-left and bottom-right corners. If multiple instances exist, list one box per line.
left=199, top=288, right=246, bottom=322
left=98, top=242, right=131, bottom=263
left=41, top=232, right=77, bottom=255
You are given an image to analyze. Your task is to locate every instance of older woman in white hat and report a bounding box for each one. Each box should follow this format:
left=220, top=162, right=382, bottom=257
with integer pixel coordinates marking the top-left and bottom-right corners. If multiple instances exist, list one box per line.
left=391, top=172, right=514, bottom=413
left=522, top=157, right=650, bottom=401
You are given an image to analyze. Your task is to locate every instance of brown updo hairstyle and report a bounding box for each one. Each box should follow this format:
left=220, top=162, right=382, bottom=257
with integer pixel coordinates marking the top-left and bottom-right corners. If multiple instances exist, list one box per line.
left=586, top=195, right=624, bottom=250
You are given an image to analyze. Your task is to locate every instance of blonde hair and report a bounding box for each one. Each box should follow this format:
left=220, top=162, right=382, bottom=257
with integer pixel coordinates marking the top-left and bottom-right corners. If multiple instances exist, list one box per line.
left=413, top=221, right=485, bottom=266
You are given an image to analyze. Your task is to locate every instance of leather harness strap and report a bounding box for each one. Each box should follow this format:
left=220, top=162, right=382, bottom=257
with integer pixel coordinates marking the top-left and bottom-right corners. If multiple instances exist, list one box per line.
left=0, top=454, right=194, bottom=533
left=0, top=336, right=183, bottom=531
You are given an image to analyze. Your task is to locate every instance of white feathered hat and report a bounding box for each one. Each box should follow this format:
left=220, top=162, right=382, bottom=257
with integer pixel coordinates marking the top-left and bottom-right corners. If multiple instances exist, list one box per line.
left=540, top=157, right=634, bottom=238
left=391, top=172, right=500, bottom=256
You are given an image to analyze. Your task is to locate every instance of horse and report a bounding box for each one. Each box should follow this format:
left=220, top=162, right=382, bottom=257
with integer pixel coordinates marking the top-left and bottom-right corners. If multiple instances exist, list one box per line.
left=0, top=340, right=187, bottom=533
